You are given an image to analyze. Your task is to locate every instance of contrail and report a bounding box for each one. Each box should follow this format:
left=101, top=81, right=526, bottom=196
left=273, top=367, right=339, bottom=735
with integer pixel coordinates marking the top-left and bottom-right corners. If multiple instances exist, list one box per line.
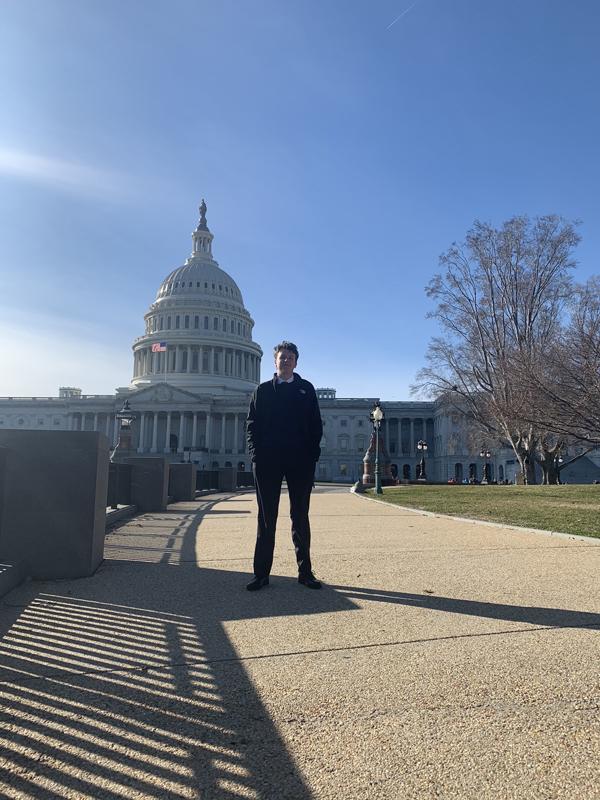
left=386, top=0, right=421, bottom=29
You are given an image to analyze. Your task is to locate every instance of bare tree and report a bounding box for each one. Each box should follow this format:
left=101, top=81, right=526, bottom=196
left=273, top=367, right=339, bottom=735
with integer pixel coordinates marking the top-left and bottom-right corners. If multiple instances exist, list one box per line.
left=414, top=215, right=580, bottom=484
left=523, top=277, right=600, bottom=444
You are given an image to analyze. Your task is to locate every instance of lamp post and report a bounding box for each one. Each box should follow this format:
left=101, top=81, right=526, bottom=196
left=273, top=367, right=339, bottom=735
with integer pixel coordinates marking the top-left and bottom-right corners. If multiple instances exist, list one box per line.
left=417, top=439, right=428, bottom=481
left=111, top=400, right=137, bottom=462
left=370, top=402, right=384, bottom=494
left=479, top=448, right=492, bottom=484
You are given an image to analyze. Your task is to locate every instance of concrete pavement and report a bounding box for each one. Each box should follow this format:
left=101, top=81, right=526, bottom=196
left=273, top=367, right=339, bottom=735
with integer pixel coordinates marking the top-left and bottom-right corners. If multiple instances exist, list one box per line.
left=0, top=487, right=598, bottom=799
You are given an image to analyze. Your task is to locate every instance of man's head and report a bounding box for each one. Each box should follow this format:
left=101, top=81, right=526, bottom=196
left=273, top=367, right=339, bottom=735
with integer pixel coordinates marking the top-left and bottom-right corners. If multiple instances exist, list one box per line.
left=273, top=341, right=299, bottom=381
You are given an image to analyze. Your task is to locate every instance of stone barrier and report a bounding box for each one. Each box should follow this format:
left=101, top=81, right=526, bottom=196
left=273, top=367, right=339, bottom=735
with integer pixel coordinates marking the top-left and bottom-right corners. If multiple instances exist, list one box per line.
left=0, top=430, right=109, bottom=580
left=122, top=457, right=169, bottom=512
left=168, top=463, right=197, bottom=501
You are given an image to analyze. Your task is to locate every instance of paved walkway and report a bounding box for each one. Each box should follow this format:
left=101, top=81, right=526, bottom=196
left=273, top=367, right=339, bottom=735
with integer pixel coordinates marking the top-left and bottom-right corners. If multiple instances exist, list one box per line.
left=0, top=488, right=599, bottom=799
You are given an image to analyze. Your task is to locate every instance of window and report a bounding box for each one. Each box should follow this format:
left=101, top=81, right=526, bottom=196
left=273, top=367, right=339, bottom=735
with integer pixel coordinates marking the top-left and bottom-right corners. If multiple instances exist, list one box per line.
left=230, top=320, right=235, bottom=333
left=194, top=316, right=199, bottom=329
left=184, top=315, right=190, bottom=329
left=204, top=316, right=209, bottom=329
left=222, top=318, right=227, bottom=331
left=54, top=418, right=61, bottom=426
left=340, top=419, right=348, bottom=427
left=159, top=317, right=164, bottom=330
left=237, top=322, right=241, bottom=335
left=175, top=316, right=180, bottom=329
left=357, top=420, right=364, bottom=427
left=167, top=316, right=171, bottom=330
left=38, top=418, right=44, bottom=425
left=213, top=317, right=218, bottom=330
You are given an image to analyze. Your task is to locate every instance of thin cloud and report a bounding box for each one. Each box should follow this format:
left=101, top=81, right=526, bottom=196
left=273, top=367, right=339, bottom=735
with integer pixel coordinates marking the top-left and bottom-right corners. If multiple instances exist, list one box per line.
left=386, top=1, right=421, bottom=30
left=0, top=145, right=139, bottom=202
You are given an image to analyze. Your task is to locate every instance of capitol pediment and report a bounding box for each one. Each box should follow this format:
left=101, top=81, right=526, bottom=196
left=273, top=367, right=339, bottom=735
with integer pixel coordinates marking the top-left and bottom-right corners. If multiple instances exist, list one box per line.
left=128, top=383, right=203, bottom=405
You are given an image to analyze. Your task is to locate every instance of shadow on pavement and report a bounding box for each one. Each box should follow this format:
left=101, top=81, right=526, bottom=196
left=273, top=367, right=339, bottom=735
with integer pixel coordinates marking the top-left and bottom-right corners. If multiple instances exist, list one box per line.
left=330, top=584, right=600, bottom=630
left=0, top=497, right=358, bottom=799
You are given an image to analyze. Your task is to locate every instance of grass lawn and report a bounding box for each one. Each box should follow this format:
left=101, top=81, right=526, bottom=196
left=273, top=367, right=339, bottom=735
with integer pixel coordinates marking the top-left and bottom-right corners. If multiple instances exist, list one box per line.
left=366, top=484, right=600, bottom=539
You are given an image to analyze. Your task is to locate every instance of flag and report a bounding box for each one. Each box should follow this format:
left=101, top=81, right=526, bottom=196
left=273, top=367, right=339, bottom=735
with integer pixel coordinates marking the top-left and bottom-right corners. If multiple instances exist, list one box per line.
left=152, top=342, right=167, bottom=352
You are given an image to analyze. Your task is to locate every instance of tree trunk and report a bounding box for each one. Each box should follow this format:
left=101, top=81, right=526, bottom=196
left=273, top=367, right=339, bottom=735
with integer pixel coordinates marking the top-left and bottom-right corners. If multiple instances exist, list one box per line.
left=540, top=458, right=560, bottom=484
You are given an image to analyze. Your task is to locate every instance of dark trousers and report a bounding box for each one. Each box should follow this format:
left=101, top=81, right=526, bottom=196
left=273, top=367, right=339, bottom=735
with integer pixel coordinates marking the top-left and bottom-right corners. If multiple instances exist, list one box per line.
left=252, top=456, right=315, bottom=579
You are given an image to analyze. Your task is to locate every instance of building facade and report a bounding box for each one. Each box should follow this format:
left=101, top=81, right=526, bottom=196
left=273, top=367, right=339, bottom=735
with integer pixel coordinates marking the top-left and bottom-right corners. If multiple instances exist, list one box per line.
left=2, top=202, right=598, bottom=484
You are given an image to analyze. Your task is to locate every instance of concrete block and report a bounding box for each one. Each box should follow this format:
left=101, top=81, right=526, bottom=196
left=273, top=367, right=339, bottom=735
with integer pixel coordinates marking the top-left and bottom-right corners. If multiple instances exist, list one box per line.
left=218, top=467, right=237, bottom=491
left=122, top=457, right=169, bottom=512
left=0, top=430, right=109, bottom=580
left=169, top=463, right=197, bottom=501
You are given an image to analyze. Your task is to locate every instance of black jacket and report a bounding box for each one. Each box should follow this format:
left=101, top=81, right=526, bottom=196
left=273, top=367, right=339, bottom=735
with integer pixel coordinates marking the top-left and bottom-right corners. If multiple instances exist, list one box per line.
left=246, top=373, right=323, bottom=464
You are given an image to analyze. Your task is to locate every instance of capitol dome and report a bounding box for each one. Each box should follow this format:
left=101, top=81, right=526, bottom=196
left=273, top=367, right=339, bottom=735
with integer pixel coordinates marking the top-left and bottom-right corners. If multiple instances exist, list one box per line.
left=131, top=201, right=263, bottom=396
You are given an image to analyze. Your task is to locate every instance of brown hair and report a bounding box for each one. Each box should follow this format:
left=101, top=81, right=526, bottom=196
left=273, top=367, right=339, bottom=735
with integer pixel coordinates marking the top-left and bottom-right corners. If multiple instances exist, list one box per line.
left=273, top=341, right=299, bottom=360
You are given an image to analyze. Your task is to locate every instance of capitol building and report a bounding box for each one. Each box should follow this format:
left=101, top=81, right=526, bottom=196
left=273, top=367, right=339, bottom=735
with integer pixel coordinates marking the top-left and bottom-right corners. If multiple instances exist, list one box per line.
left=2, top=202, right=598, bottom=485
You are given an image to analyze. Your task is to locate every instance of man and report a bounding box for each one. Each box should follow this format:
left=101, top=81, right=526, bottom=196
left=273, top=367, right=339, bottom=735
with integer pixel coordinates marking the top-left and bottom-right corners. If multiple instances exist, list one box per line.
left=245, top=341, right=323, bottom=591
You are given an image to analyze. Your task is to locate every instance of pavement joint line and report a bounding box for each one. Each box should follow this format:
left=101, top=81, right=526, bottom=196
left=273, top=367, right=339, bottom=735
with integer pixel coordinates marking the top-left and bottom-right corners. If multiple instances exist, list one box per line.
left=1, top=621, right=598, bottom=690
left=352, top=491, right=600, bottom=544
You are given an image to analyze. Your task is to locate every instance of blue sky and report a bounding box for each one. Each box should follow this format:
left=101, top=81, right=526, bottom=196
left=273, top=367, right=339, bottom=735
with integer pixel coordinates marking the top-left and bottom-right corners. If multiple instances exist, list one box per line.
left=1, top=0, right=599, bottom=399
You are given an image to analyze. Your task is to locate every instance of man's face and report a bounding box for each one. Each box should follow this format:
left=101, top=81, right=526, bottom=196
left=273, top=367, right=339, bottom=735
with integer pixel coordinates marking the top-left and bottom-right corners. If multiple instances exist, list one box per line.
left=275, top=348, right=297, bottom=380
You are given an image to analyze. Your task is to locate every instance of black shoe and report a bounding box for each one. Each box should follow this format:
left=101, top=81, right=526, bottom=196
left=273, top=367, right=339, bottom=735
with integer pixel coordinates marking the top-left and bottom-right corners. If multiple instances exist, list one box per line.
left=246, top=576, right=269, bottom=591
left=298, top=573, right=322, bottom=590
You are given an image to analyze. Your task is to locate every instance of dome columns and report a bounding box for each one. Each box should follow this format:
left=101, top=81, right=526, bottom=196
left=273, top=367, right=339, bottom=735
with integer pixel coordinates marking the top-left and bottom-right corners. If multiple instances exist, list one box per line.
left=132, top=342, right=261, bottom=384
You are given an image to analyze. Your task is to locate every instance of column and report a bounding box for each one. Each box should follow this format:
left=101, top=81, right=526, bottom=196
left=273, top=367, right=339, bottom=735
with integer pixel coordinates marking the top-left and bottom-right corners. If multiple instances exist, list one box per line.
left=234, top=413, right=239, bottom=454
left=93, top=413, right=98, bottom=431
left=384, top=419, right=390, bottom=452
left=192, top=413, right=198, bottom=450
left=178, top=412, right=185, bottom=453
left=205, top=413, right=212, bottom=451
left=208, top=347, right=214, bottom=374
left=410, top=419, right=415, bottom=454
left=105, top=415, right=110, bottom=436
left=220, top=414, right=226, bottom=452
left=198, top=346, right=203, bottom=374
left=112, top=417, right=119, bottom=447
left=164, top=411, right=172, bottom=453
left=187, top=346, right=192, bottom=373
left=151, top=412, right=158, bottom=453
left=137, top=412, right=146, bottom=453
left=175, top=347, right=182, bottom=373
